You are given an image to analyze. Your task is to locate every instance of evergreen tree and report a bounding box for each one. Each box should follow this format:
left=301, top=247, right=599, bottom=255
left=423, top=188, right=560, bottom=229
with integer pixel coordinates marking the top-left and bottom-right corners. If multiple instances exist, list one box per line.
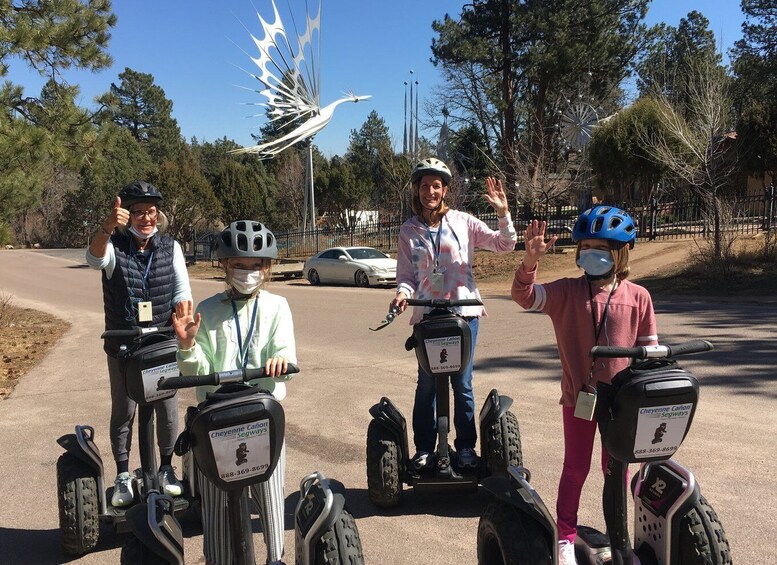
left=732, top=0, right=777, bottom=182
left=99, top=67, right=183, bottom=163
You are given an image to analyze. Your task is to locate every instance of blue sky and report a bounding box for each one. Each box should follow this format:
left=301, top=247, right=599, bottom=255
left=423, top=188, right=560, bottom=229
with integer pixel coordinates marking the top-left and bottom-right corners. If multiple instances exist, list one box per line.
left=6, top=0, right=746, bottom=157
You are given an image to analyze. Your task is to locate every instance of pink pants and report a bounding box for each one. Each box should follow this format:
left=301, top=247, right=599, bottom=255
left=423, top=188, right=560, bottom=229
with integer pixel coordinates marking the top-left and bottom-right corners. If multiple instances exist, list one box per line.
left=556, top=405, right=621, bottom=542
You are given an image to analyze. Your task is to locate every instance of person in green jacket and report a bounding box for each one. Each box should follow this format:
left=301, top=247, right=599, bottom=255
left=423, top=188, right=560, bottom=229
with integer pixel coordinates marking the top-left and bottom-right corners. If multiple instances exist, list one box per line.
left=173, top=220, right=296, bottom=565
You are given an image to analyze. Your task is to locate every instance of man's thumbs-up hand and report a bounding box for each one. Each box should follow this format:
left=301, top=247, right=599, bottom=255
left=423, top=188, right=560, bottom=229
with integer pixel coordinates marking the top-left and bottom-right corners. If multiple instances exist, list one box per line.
left=103, top=195, right=129, bottom=235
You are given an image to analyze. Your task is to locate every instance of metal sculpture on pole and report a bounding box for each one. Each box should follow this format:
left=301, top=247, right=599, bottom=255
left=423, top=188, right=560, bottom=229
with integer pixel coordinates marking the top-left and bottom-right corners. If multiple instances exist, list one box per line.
left=232, top=0, right=370, bottom=230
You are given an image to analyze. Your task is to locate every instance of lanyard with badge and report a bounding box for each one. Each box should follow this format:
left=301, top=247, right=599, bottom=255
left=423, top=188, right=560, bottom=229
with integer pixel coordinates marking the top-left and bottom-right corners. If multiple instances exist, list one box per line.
left=133, top=248, right=155, bottom=323
left=574, top=283, right=616, bottom=421
left=232, top=298, right=259, bottom=370
left=426, top=218, right=445, bottom=293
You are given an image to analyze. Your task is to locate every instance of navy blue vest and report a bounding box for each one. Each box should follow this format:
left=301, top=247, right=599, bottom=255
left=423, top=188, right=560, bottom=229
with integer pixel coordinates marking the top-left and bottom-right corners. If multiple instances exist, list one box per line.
left=102, top=232, right=176, bottom=356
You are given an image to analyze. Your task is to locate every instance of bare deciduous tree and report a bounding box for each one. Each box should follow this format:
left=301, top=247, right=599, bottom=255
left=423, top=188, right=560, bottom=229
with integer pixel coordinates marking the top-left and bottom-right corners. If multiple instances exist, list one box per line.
left=639, top=55, right=737, bottom=258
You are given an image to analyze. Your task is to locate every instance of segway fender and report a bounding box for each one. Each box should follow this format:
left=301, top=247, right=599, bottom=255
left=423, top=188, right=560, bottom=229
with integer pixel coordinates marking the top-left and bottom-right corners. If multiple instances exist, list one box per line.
left=125, top=493, right=184, bottom=565
left=57, top=433, right=101, bottom=473
left=368, top=397, right=410, bottom=464
left=482, top=467, right=558, bottom=550
left=58, top=426, right=108, bottom=513
left=295, top=472, right=348, bottom=565
left=478, top=389, right=513, bottom=426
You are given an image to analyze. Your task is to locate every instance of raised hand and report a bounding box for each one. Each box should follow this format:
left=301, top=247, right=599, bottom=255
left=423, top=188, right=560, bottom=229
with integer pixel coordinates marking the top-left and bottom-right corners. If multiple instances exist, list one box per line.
left=172, top=300, right=200, bottom=349
left=103, top=196, right=129, bottom=233
left=484, top=177, right=509, bottom=217
left=522, top=220, right=558, bottom=270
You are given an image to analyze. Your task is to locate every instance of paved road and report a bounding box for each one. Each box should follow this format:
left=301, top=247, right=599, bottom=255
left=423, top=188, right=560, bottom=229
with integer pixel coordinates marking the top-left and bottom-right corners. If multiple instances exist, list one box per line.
left=0, top=249, right=775, bottom=565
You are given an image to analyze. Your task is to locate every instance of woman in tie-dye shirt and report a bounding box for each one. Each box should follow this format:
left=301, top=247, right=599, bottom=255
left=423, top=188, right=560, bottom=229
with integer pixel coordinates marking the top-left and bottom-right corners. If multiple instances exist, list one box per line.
left=389, top=157, right=517, bottom=471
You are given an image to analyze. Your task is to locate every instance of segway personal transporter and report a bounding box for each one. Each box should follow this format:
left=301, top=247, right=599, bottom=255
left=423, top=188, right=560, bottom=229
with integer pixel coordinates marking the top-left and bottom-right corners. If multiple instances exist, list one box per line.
left=55, top=326, right=191, bottom=561
left=476, top=340, right=733, bottom=565
left=366, top=298, right=522, bottom=508
left=154, top=364, right=364, bottom=565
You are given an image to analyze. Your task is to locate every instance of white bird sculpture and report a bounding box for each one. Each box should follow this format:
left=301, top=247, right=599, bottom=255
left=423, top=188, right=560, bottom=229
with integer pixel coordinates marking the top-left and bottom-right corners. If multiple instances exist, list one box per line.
left=231, top=0, right=370, bottom=157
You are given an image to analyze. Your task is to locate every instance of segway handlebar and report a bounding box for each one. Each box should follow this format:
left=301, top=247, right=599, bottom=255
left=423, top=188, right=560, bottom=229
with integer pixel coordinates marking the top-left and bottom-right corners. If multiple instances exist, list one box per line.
left=101, top=325, right=174, bottom=339
left=157, top=364, right=299, bottom=390
left=405, top=298, right=483, bottom=308
left=590, top=339, right=713, bottom=360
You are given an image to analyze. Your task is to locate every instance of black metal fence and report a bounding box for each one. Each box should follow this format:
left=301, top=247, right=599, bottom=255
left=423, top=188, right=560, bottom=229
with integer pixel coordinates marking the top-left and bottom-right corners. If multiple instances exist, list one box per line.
left=194, top=186, right=777, bottom=261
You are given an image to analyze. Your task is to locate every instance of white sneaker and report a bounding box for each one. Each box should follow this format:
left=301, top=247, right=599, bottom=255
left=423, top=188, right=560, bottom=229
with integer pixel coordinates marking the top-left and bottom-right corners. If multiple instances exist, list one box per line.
left=112, top=472, right=134, bottom=507
left=558, top=540, right=578, bottom=565
left=411, top=451, right=433, bottom=471
left=158, top=465, right=183, bottom=497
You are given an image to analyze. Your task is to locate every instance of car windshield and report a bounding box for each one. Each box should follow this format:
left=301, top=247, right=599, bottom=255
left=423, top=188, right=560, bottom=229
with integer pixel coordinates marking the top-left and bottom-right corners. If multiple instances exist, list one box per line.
left=347, top=248, right=387, bottom=260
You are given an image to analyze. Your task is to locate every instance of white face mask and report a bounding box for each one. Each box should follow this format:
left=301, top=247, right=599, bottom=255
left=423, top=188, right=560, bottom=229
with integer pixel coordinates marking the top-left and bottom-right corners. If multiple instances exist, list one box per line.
left=129, top=225, right=158, bottom=240
left=577, top=249, right=614, bottom=277
left=230, top=268, right=264, bottom=295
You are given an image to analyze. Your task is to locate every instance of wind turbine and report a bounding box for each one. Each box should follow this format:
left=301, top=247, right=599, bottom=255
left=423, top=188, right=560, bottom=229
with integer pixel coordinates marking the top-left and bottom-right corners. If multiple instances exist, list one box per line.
left=232, top=0, right=371, bottom=231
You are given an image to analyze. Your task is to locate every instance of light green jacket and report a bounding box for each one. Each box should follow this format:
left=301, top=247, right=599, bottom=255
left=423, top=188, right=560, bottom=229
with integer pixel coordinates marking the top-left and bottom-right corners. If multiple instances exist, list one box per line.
left=177, top=290, right=297, bottom=403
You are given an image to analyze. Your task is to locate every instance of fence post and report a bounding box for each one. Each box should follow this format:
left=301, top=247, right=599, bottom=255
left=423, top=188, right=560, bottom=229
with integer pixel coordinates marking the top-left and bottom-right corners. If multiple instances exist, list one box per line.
left=764, top=182, right=775, bottom=233
left=649, top=198, right=658, bottom=241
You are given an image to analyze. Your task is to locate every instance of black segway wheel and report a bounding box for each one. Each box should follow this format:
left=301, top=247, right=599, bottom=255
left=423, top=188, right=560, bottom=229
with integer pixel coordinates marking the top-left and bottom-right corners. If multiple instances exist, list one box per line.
left=477, top=500, right=552, bottom=565
left=484, top=410, right=523, bottom=476
left=120, top=533, right=169, bottom=565
left=678, top=494, right=733, bottom=564
left=310, top=507, right=364, bottom=565
left=365, top=420, right=402, bottom=508
left=56, top=452, right=100, bottom=555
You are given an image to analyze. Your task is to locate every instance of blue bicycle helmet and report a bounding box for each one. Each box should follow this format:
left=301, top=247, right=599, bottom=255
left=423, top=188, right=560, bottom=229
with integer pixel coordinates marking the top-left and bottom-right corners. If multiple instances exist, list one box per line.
left=572, top=206, right=636, bottom=248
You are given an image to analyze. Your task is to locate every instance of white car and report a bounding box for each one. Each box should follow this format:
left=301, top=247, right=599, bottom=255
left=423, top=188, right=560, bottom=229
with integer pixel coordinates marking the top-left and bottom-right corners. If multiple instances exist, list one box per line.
left=303, top=246, right=397, bottom=287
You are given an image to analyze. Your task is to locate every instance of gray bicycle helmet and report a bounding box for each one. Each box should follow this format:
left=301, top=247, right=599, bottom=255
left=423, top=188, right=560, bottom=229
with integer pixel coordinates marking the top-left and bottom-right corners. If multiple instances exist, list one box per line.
left=119, top=181, right=163, bottom=208
left=410, top=157, right=452, bottom=185
left=216, top=220, right=278, bottom=259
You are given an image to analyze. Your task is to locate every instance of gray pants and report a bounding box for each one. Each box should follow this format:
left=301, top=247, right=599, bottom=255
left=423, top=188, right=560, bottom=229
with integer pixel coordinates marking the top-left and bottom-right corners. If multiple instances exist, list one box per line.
left=107, top=354, right=178, bottom=465
left=198, top=442, right=286, bottom=565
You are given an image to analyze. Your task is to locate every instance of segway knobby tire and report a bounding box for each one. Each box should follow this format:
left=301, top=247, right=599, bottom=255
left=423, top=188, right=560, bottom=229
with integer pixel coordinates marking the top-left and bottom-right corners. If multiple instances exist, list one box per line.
left=366, top=420, right=402, bottom=508
left=120, top=533, right=169, bottom=565
left=484, top=411, right=523, bottom=476
left=678, top=494, right=733, bottom=564
left=56, top=452, right=100, bottom=555
left=477, top=500, right=552, bottom=565
left=309, top=507, right=364, bottom=565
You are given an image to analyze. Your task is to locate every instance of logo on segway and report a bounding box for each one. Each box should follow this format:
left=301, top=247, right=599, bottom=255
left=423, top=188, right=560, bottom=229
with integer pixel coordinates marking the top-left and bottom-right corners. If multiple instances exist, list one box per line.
left=649, top=477, right=667, bottom=497
left=236, top=442, right=250, bottom=465
left=651, top=422, right=667, bottom=444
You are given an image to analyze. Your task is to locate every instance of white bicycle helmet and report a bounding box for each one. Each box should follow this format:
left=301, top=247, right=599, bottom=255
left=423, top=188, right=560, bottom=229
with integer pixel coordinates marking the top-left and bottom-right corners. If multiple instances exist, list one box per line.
left=410, top=157, right=452, bottom=185
left=216, top=220, right=278, bottom=259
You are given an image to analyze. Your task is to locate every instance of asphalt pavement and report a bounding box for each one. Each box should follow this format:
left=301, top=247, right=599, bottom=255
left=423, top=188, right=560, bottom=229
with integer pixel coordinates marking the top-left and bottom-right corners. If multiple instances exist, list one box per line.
left=0, top=248, right=775, bottom=565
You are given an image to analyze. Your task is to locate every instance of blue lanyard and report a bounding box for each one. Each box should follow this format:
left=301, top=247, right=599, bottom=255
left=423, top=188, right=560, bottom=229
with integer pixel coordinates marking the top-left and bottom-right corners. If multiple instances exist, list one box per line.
left=232, top=298, right=259, bottom=369
left=426, top=217, right=444, bottom=270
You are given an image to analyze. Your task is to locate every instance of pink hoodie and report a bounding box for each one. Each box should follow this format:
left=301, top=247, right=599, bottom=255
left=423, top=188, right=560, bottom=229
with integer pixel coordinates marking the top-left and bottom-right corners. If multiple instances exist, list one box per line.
left=396, top=210, right=517, bottom=324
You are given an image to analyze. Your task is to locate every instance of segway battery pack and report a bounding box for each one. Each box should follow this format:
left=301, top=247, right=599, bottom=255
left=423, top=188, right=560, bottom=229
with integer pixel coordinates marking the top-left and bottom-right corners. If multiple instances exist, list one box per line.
left=123, top=333, right=178, bottom=405
left=597, top=359, right=699, bottom=463
left=411, top=311, right=472, bottom=378
left=188, top=387, right=285, bottom=491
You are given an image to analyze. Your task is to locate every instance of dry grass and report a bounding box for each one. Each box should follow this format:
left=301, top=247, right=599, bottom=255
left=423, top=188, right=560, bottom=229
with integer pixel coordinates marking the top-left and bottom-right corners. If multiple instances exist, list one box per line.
left=0, top=296, right=70, bottom=399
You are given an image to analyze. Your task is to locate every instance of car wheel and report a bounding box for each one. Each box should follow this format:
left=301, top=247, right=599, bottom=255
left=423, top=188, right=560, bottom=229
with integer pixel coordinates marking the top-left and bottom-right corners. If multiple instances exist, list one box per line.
left=308, top=269, right=321, bottom=285
left=355, top=270, right=370, bottom=287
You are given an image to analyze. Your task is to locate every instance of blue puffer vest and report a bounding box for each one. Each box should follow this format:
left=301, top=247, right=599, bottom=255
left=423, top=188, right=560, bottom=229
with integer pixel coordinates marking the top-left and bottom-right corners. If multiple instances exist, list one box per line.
left=102, top=232, right=175, bottom=356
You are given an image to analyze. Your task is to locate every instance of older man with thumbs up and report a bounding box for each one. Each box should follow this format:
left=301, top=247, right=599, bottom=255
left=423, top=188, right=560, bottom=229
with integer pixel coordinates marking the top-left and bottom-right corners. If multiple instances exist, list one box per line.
left=86, top=180, right=192, bottom=507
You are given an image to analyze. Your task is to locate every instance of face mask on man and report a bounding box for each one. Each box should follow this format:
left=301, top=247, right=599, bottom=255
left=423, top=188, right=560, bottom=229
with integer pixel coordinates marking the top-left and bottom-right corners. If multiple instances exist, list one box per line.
left=230, top=269, right=264, bottom=295
left=576, top=249, right=614, bottom=279
left=129, top=225, right=158, bottom=240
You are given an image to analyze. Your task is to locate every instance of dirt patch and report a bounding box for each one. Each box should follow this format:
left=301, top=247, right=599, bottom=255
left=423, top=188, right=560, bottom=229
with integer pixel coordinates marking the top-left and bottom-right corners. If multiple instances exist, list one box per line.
left=0, top=305, right=70, bottom=399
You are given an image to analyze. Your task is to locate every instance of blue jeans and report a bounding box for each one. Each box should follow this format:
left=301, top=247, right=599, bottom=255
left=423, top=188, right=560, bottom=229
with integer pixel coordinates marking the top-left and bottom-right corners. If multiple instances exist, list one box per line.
left=412, top=317, right=479, bottom=453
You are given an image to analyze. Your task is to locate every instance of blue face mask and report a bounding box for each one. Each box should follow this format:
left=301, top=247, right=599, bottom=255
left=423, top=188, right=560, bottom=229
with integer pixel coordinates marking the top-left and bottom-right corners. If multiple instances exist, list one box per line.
left=577, top=249, right=614, bottom=277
